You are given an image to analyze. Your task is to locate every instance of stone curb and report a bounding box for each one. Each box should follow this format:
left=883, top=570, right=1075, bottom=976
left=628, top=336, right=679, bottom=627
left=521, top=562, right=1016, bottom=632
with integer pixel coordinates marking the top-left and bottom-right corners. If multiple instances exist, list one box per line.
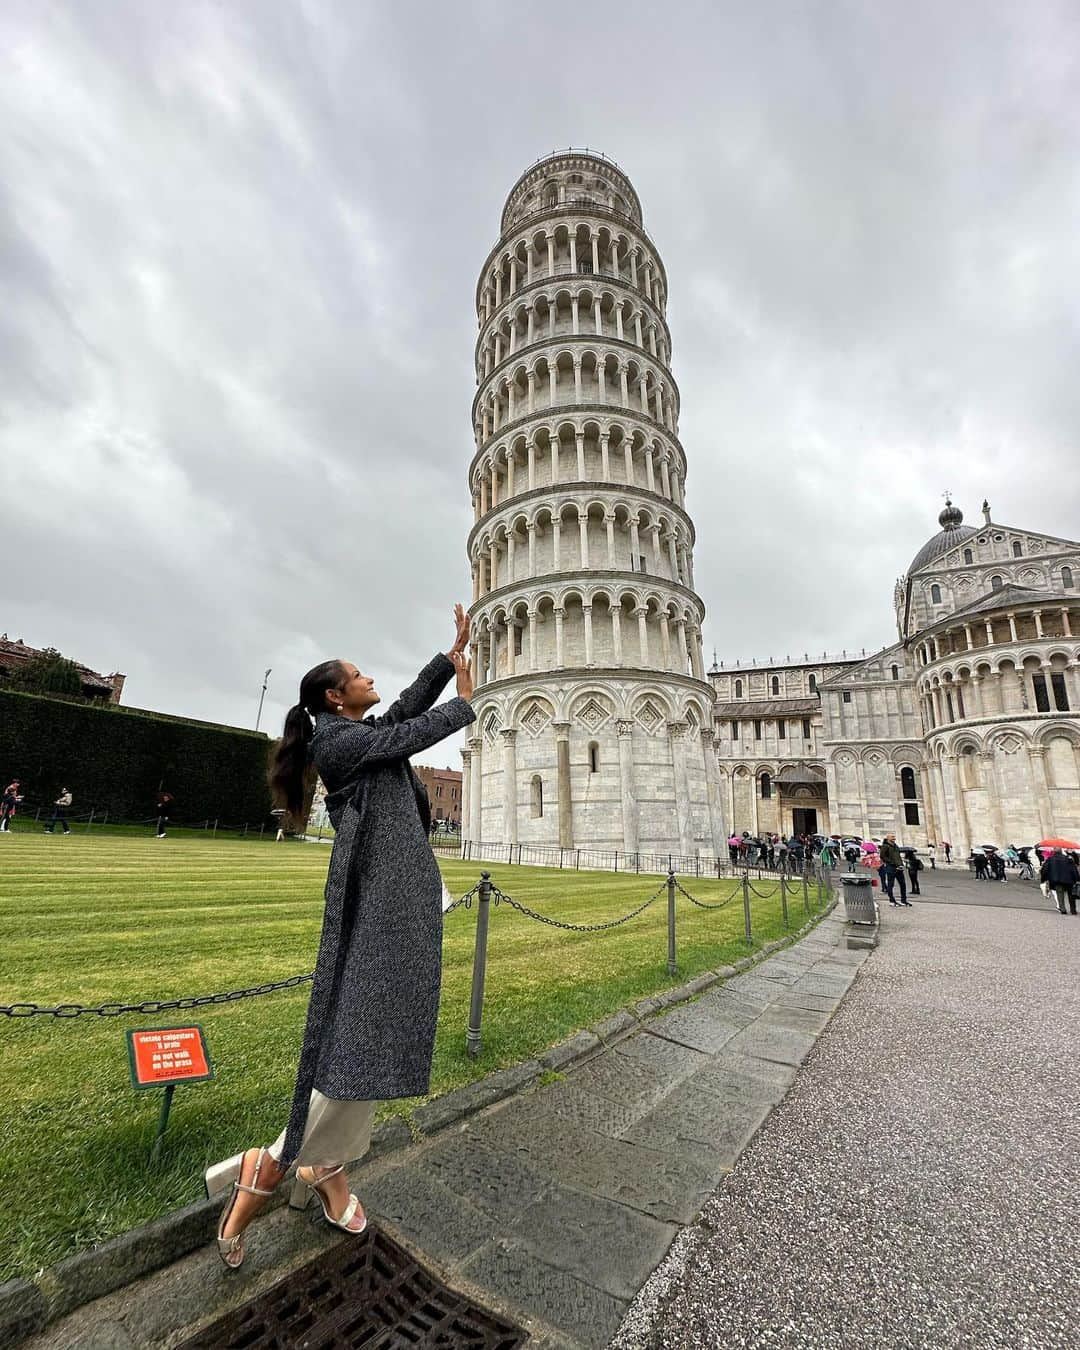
left=3, top=898, right=837, bottom=1348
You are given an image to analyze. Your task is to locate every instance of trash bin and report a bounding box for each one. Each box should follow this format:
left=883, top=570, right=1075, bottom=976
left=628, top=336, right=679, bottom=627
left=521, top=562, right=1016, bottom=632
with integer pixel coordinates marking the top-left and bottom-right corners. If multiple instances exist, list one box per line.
left=841, top=874, right=877, bottom=926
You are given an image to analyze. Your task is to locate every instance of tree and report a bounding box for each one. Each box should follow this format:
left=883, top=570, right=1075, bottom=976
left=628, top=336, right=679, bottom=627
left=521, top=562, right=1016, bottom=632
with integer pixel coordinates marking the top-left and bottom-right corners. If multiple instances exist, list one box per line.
left=5, top=649, right=84, bottom=698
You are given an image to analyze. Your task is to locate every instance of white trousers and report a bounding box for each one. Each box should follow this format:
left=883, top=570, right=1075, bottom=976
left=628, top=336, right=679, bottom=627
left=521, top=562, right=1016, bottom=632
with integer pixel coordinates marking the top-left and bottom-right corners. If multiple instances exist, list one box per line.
left=266, top=1090, right=376, bottom=1167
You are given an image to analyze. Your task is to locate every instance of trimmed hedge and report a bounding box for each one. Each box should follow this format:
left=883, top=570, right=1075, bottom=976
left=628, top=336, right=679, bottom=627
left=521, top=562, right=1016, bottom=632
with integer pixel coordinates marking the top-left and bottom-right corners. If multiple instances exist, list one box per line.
left=0, top=689, right=273, bottom=823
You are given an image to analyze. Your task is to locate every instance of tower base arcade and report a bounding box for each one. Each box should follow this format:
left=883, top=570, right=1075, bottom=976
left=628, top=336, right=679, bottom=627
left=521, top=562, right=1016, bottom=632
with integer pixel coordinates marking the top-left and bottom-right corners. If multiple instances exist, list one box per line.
left=462, top=671, right=725, bottom=859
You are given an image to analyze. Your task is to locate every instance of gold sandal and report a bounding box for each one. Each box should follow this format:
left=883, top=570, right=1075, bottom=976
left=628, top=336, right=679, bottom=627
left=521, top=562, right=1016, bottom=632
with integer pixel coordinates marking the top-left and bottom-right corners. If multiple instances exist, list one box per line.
left=213, top=1147, right=281, bottom=1269
left=290, top=1165, right=367, bottom=1234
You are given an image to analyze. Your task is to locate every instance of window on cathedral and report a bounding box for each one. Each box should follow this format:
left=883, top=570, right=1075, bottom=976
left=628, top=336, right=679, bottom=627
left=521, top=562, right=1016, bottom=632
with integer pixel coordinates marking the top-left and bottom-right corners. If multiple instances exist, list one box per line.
left=957, top=687, right=965, bottom=719
left=730, top=720, right=738, bottom=740
left=904, top=802, right=921, bottom=825
left=771, top=676, right=780, bottom=695
left=735, top=679, right=743, bottom=698
left=990, top=575, right=1003, bottom=591
left=946, top=691, right=955, bottom=722
left=513, top=625, right=523, bottom=656
left=802, top=718, right=812, bottom=738
left=639, top=554, right=647, bottom=572
left=753, top=719, right=762, bottom=740
left=1033, top=674, right=1051, bottom=713
left=1012, top=541, right=1023, bottom=557
left=1063, top=567, right=1074, bottom=589
left=809, top=674, right=817, bottom=692
left=891, top=664, right=900, bottom=681
left=588, top=741, right=600, bottom=773
left=760, top=772, right=772, bottom=799
left=842, top=691, right=852, bottom=703
left=900, top=767, right=917, bottom=798
left=530, top=775, right=543, bottom=817
left=963, top=548, right=973, bottom=564
left=779, top=720, right=786, bottom=739
left=931, top=584, right=942, bottom=604
left=1051, top=672, right=1070, bottom=711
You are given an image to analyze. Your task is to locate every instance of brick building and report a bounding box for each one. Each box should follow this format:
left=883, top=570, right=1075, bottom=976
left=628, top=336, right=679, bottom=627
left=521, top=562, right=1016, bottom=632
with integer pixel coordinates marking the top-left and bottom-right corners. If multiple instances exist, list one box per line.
left=0, top=635, right=125, bottom=703
left=413, top=764, right=463, bottom=825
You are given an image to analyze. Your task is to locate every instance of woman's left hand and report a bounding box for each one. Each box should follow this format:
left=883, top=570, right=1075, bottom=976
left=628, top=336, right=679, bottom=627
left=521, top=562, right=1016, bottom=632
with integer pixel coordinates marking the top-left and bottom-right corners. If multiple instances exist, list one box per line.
left=448, top=603, right=470, bottom=657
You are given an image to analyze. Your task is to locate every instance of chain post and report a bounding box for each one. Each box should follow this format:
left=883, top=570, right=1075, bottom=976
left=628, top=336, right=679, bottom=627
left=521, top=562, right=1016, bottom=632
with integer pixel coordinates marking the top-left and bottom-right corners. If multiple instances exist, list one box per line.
left=213, top=819, right=219, bottom=838
left=666, top=871, right=677, bottom=975
left=466, top=872, right=493, bottom=1059
left=259, top=823, right=265, bottom=839
left=780, top=871, right=789, bottom=927
left=742, top=872, right=752, bottom=943
left=803, top=865, right=810, bottom=913
left=102, top=810, right=109, bottom=827
left=85, top=808, right=94, bottom=834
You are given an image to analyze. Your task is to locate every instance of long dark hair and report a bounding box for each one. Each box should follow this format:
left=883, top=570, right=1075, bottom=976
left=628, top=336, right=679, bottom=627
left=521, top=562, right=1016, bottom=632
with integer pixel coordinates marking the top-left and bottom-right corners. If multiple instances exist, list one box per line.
left=269, top=660, right=346, bottom=821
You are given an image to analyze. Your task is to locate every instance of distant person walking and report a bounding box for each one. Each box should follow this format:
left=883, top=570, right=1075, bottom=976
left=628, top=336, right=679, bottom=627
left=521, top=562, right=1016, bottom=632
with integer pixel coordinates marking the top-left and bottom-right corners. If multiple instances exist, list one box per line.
left=1, top=779, right=21, bottom=832
left=880, top=834, right=910, bottom=906
left=44, top=787, right=72, bottom=834
left=205, top=605, right=476, bottom=1271
left=1039, top=848, right=1079, bottom=916
left=902, top=846, right=923, bottom=896
left=942, top=840, right=952, bottom=863
left=155, top=791, right=174, bottom=838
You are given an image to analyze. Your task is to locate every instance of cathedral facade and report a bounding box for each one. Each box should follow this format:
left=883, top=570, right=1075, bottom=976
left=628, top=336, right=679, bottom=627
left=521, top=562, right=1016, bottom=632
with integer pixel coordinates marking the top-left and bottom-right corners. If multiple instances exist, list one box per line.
left=713, top=501, right=1080, bottom=853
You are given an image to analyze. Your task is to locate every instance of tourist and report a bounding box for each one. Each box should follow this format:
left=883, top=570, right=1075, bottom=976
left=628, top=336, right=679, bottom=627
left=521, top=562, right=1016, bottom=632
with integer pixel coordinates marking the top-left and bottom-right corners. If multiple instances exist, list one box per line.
left=727, top=832, right=740, bottom=865
left=777, top=837, right=790, bottom=872
left=942, top=840, right=952, bottom=863
left=879, top=834, right=910, bottom=906
left=1016, top=846, right=1035, bottom=881
left=843, top=842, right=860, bottom=872
left=205, top=604, right=475, bottom=1269
left=1039, top=847, right=1080, bottom=916
left=44, top=786, right=72, bottom=834
left=154, top=790, right=173, bottom=838
left=927, top=844, right=937, bottom=869
left=902, top=846, right=922, bottom=896
left=971, top=850, right=989, bottom=880
left=1, top=778, right=20, bottom=833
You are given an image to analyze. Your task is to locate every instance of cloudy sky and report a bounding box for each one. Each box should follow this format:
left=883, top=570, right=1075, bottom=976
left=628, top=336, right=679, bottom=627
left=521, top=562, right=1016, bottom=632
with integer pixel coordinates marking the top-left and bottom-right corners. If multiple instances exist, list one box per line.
left=3, top=0, right=1079, bottom=757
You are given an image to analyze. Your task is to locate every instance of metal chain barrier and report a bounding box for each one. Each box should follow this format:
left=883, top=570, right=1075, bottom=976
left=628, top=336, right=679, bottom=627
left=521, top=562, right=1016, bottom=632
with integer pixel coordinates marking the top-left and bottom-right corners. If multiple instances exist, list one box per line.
left=746, top=878, right=784, bottom=899
left=1, top=972, right=314, bottom=1019
left=671, top=876, right=738, bottom=910
left=443, top=881, right=483, bottom=914
left=488, top=880, right=668, bottom=932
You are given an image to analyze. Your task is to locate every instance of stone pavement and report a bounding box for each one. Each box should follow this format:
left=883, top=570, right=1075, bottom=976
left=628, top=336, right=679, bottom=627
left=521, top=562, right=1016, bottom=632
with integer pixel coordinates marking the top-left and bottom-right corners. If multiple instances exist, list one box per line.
left=20, top=909, right=864, bottom=1349
left=613, top=900, right=1080, bottom=1350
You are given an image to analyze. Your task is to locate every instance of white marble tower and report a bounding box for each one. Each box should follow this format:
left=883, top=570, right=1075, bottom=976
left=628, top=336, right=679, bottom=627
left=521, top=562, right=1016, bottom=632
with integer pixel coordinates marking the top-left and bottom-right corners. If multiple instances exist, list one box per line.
left=461, top=150, right=724, bottom=858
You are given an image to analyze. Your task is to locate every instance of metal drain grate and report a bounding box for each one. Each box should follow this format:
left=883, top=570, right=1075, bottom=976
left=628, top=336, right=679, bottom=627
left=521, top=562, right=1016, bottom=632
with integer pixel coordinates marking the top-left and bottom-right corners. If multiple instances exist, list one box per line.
left=180, top=1226, right=526, bottom=1348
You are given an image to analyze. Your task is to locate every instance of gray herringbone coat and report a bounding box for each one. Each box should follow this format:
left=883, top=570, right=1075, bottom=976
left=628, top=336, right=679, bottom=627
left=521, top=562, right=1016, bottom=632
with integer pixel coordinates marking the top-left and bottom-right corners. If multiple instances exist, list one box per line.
left=278, top=653, right=475, bottom=1166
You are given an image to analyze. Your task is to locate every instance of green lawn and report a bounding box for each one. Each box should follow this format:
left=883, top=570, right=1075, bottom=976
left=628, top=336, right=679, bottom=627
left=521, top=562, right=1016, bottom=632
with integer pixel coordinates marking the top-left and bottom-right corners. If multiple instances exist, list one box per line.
left=0, top=832, right=828, bottom=1281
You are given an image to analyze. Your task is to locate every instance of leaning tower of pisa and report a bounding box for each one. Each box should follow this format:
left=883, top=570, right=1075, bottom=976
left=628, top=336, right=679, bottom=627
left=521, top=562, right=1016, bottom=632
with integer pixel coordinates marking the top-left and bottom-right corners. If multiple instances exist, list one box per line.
left=462, top=150, right=724, bottom=859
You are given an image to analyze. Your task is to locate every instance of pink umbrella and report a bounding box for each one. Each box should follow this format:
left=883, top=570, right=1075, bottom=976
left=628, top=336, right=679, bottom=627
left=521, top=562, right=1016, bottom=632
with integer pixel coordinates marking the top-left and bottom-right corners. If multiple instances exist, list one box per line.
left=861, top=841, right=879, bottom=854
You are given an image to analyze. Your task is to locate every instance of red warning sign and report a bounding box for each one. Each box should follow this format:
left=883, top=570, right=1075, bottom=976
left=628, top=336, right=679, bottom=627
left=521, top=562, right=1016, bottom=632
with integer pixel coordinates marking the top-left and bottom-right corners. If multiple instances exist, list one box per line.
left=126, top=1026, right=214, bottom=1090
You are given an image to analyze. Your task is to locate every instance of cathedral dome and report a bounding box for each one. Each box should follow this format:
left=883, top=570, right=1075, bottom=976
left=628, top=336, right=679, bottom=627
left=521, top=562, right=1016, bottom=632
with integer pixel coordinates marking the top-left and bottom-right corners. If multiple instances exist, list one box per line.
left=908, top=499, right=977, bottom=574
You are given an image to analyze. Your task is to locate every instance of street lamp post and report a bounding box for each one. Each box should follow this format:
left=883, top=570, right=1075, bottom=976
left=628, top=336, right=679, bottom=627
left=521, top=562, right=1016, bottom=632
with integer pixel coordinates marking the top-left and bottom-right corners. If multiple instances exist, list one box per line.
left=255, top=668, right=272, bottom=733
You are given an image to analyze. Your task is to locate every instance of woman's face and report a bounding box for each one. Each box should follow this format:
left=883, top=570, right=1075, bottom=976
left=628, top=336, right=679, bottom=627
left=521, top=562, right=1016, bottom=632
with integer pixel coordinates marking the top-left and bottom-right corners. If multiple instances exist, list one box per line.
left=329, top=662, right=380, bottom=718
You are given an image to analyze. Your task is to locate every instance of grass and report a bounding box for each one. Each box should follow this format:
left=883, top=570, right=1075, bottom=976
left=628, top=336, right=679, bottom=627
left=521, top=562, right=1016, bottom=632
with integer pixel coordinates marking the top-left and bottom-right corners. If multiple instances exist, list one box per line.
left=0, top=832, right=828, bottom=1282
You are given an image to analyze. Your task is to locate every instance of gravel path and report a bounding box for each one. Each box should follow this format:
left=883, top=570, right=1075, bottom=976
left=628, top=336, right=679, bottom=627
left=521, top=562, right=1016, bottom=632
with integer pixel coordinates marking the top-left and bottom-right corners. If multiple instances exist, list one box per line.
left=613, top=902, right=1080, bottom=1350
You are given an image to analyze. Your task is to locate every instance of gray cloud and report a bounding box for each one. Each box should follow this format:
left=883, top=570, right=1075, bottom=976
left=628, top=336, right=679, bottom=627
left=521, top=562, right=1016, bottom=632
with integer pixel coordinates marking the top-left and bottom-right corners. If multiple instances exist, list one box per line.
left=2, top=0, right=1078, bottom=754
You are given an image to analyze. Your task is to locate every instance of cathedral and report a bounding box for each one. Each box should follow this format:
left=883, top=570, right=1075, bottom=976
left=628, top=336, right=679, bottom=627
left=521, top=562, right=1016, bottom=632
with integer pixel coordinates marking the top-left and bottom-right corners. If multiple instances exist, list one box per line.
left=712, top=499, right=1080, bottom=854
left=460, top=149, right=1080, bottom=860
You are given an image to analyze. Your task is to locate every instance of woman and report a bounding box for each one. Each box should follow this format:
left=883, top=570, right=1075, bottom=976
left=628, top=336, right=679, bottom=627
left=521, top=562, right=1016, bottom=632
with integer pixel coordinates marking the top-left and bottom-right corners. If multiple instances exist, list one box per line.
left=206, top=606, right=476, bottom=1269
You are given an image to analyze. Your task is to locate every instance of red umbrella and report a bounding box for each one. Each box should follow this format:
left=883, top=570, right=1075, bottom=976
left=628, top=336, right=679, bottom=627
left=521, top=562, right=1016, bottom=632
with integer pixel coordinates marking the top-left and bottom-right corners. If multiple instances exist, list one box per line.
left=1037, top=837, right=1080, bottom=850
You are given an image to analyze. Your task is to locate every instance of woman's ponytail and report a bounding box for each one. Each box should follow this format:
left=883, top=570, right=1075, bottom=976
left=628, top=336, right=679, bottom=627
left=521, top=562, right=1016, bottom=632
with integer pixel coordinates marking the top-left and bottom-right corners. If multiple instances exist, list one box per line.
left=268, top=660, right=345, bottom=822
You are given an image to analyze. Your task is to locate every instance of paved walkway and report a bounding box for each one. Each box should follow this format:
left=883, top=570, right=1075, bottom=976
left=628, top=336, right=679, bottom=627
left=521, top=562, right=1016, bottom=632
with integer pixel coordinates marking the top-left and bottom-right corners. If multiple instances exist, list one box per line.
left=23, top=911, right=863, bottom=1349
left=613, top=900, right=1080, bottom=1349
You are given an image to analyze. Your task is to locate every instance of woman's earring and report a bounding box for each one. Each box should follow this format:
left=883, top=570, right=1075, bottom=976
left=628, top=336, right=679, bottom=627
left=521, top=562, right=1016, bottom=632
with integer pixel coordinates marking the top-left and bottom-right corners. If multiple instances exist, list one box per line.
left=335, top=703, right=343, bottom=714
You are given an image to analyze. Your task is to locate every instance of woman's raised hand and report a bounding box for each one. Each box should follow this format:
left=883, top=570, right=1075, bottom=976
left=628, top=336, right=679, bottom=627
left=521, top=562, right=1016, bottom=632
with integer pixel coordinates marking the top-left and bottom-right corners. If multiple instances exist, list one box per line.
left=448, top=603, right=471, bottom=657
left=450, top=650, right=474, bottom=700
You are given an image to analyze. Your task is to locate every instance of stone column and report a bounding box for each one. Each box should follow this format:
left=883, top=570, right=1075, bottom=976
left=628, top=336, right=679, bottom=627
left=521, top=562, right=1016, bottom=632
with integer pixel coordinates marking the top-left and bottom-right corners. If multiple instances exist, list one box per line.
left=854, top=758, right=870, bottom=840
left=605, top=512, right=616, bottom=567
left=527, top=435, right=536, bottom=486
left=616, top=719, right=639, bottom=854
left=1028, top=746, right=1054, bottom=838
left=460, top=747, right=472, bottom=838
left=624, top=437, right=635, bottom=484
left=528, top=609, right=538, bottom=671
left=668, top=721, right=694, bottom=857
left=650, top=524, right=662, bottom=570
left=550, top=437, right=559, bottom=485
left=583, top=603, right=594, bottom=665
left=701, top=728, right=726, bottom=853
left=659, top=455, right=671, bottom=499
left=611, top=603, right=623, bottom=665
left=918, top=763, right=938, bottom=842
left=943, top=753, right=970, bottom=857
left=930, top=757, right=950, bottom=848
left=552, top=516, right=561, bottom=569
left=600, top=432, right=611, bottom=479
left=573, top=357, right=582, bottom=402
left=554, top=721, right=573, bottom=848
left=659, top=613, right=673, bottom=670
left=554, top=606, right=565, bottom=667
left=645, top=446, right=656, bottom=493
left=527, top=522, right=536, bottom=578
left=468, top=735, right=484, bottom=846
left=629, top=515, right=641, bottom=563
left=636, top=606, right=651, bottom=664
left=578, top=511, right=590, bottom=567
left=675, top=618, right=689, bottom=673
left=487, top=629, right=498, bottom=683
left=501, top=728, right=518, bottom=844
